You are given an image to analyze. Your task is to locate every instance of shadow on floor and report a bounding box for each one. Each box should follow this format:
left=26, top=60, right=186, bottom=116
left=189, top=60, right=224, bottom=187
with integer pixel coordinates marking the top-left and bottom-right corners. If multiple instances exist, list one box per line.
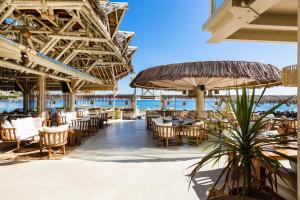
left=191, top=168, right=224, bottom=200
left=0, top=160, right=29, bottom=166
left=68, top=154, right=204, bottom=163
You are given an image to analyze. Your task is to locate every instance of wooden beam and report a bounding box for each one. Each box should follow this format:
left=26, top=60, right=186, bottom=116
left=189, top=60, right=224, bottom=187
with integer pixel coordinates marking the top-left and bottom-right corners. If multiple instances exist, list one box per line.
left=0, top=5, right=15, bottom=24
left=55, top=40, right=75, bottom=60
left=73, top=49, right=116, bottom=55
left=247, top=14, right=297, bottom=31
left=204, top=0, right=280, bottom=43
left=49, top=35, right=107, bottom=42
left=228, top=29, right=296, bottom=42
left=0, top=59, right=71, bottom=82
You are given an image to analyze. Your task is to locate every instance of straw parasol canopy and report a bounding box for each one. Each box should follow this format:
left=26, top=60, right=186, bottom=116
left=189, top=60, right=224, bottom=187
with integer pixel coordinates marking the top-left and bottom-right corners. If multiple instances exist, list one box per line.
left=130, top=61, right=282, bottom=91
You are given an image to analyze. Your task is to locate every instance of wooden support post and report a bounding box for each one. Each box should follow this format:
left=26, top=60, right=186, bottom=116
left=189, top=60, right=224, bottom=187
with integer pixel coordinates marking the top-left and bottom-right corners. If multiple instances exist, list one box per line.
left=29, top=92, right=34, bottom=111
left=297, top=3, right=300, bottom=199
left=63, top=93, right=68, bottom=110
left=37, top=68, right=46, bottom=118
left=196, top=88, right=205, bottom=119
left=21, top=79, right=35, bottom=112
left=69, top=92, right=75, bottom=112
left=23, top=92, right=30, bottom=112
left=112, top=87, right=116, bottom=120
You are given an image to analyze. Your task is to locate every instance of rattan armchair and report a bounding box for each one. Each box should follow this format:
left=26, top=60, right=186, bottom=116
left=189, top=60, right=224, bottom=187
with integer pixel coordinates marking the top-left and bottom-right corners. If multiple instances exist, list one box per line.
left=181, top=125, right=204, bottom=145
left=156, top=125, right=179, bottom=147
left=39, top=126, right=69, bottom=158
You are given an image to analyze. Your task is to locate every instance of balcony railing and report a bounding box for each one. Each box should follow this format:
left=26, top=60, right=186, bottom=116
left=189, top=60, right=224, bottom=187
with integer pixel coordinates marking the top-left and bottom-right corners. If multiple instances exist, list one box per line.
left=210, top=0, right=225, bottom=15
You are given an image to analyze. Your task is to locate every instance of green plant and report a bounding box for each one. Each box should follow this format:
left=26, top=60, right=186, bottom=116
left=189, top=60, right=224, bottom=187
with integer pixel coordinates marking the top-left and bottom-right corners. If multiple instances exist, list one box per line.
left=189, top=86, right=297, bottom=198
left=114, top=110, right=121, bottom=119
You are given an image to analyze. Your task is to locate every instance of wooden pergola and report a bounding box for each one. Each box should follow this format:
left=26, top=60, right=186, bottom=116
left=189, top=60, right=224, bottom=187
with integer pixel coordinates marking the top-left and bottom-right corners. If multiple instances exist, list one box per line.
left=0, top=0, right=137, bottom=116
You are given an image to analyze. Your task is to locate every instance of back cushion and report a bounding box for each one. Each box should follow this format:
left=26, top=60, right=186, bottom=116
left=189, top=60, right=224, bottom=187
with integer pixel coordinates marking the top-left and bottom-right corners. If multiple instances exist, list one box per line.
left=11, top=117, right=36, bottom=135
left=33, top=118, right=44, bottom=129
left=2, top=120, right=13, bottom=128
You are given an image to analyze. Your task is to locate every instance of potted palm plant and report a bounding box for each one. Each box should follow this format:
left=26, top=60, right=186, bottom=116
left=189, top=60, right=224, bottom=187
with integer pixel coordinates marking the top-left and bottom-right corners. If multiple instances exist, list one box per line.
left=189, top=86, right=297, bottom=199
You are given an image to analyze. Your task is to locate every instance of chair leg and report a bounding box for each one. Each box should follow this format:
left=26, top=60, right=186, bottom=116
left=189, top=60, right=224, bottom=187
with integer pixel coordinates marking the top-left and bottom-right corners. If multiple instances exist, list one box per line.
left=48, top=146, right=52, bottom=158
left=62, top=145, right=65, bottom=155
left=40, top=144, right=43, bottom=155
left=16, top=140, right=20, bottom=151
left=78, top=133, right=82, bottom=145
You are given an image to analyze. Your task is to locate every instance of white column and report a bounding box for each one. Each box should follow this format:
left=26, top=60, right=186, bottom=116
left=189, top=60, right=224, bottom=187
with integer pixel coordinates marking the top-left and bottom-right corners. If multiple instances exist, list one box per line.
left=131, top=96, right=136, bottom=110
left=196, top=88, right=205, bottom=118
left=161, top=97, right=167, bottom=110
left=297, top=3, right=300, bottom=199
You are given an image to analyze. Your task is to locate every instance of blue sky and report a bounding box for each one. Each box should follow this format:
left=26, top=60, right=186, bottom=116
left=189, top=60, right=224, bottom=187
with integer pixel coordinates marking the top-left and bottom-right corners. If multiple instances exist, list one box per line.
left=113, top=0, right=297, bottom=95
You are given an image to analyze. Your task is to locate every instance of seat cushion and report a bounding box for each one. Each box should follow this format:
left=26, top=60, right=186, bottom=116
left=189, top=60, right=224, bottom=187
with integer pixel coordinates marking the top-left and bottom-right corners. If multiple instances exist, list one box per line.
left=16, top=129, right=39, bottom=140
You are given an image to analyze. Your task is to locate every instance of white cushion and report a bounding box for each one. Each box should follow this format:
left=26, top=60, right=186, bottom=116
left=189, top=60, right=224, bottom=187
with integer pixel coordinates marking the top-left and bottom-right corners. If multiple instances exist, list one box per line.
left=82, top=110, right=89, bottom=116
left=194, top=121, right=204, bottom=126
left=2, top=120, right=12, bottom=128
left=65, top=112, right=77, bottom=124
left=42, top=124, right=69, bottom=133
left=16, top=129, right=39, bottom=140
left=11, top=117, right=35, bottom=130
left=81, top=116, right=90, bottom=121
left=32, top=117, right=44, bottom=130
left=11, top=117, right=37, bottom=139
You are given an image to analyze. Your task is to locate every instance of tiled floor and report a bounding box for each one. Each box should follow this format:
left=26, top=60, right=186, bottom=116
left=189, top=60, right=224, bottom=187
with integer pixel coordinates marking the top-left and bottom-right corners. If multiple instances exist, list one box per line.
left=0, top=120, right=223, bottom=200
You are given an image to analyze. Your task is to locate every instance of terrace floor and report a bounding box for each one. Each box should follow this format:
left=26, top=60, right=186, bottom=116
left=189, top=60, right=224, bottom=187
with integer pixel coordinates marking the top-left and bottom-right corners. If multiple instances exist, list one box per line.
left=0, top=120, right=224, bottom=200
left=68, top=119, right=210, bottom=162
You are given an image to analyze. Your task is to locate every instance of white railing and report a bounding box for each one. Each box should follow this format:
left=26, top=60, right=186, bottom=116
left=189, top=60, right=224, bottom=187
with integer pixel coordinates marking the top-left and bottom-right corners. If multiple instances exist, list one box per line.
left=210, top=0, right=225, bottom=15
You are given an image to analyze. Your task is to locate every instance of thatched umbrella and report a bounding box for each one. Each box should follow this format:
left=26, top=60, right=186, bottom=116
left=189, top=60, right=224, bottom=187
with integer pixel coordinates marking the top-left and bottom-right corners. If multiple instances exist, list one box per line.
left=130, top=61, right=282, bottom=117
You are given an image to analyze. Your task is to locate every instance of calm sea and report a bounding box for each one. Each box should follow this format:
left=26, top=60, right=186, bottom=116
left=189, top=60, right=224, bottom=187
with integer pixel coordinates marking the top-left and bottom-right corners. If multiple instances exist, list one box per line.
left=0, top=99, right=296, bottom=113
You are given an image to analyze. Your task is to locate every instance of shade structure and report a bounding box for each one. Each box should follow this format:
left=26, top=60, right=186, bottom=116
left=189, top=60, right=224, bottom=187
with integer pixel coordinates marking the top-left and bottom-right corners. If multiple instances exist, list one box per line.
left=130, top=61, right=282, bottom=119
left=130, top=61, right=282, bottom=90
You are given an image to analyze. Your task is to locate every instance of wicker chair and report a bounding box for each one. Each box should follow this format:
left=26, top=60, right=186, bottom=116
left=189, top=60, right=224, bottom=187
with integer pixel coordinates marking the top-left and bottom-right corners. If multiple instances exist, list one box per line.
left=100, top=112, right=108, bottom=125
left=156, top=125, right=179, bottom=147
left=181, top=125, right=203, bottom=145
left=89, top=116, right=99, bottom=132
left=39, top=125, right=69, bottom=158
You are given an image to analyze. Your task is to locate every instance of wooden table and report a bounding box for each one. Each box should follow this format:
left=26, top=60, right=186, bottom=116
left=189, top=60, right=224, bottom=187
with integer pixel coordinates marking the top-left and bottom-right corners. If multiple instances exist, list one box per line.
left=253, top=144, right=297, bottom=186
left=67, top=128, right=81, bottom=146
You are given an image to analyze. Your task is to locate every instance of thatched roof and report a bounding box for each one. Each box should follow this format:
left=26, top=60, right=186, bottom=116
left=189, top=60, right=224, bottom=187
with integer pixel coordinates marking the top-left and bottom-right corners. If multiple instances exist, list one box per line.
left=258, top=96, right=296, bottom=104
left=99, top=2, right=128, bottom=14
left=0, top=0, right=136, bottom=92
left=130, top=61, right=282, bottom=90
left=115, top=31, right=135, bottom=54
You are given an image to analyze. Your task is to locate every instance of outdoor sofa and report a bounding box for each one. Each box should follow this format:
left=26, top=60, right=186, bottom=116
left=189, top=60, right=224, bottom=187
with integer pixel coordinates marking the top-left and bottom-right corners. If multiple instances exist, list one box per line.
left=0, top=117, right=44, bottom=149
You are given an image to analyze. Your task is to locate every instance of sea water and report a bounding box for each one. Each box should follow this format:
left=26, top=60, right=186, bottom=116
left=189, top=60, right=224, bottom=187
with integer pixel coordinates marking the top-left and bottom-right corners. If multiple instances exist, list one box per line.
left=0, top=99, right=296, bottom=113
